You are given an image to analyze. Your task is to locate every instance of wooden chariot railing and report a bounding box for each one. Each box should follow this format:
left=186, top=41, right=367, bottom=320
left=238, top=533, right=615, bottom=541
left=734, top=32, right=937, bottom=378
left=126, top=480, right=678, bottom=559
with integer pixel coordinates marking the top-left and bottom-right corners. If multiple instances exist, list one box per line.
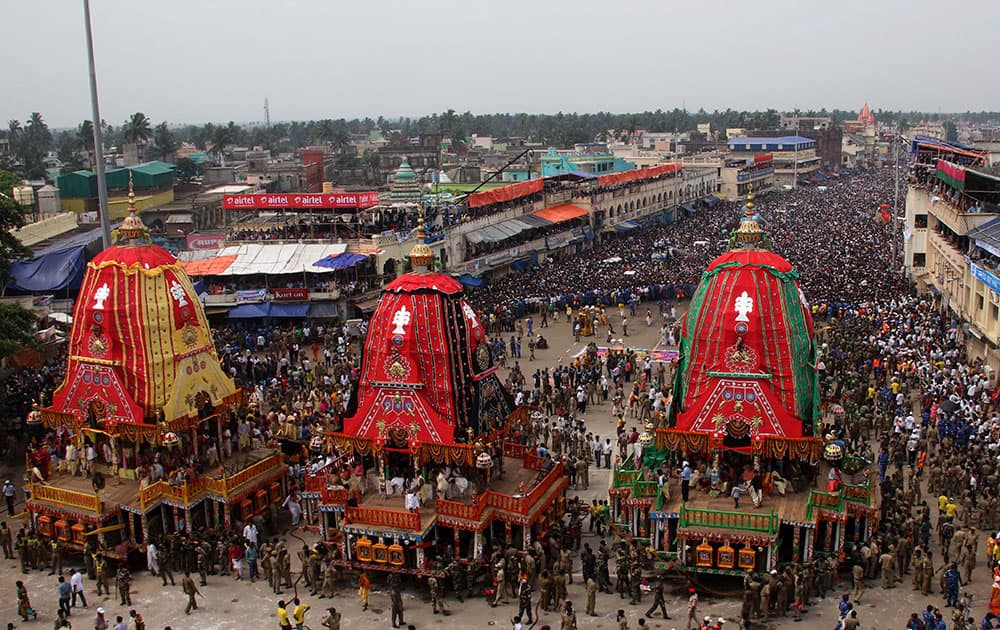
left=344, top=506, right=422, bottom=531
left=806, top=482, right=872, bottom=520
left=30, top=483, right=101, bottom=515
left=679, top=504, right=779, bottom=535
left=138, top=454, right=284, bottom=510
left=434, top=461, right=566, bottom=521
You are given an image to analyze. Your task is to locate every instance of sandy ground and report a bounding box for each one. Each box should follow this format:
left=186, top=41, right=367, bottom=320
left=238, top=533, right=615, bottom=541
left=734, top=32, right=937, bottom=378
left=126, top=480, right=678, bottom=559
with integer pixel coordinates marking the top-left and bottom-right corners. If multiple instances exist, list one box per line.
left=0, top=303, right=993, bottom=629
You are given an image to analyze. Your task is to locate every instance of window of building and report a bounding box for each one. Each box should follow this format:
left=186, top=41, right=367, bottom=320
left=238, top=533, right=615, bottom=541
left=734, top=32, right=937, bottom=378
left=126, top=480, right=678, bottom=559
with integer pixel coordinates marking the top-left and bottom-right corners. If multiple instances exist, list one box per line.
left=978, top=294, right=985, bottom=311
left=992, top=303, right=999, bottom=322
left=913, top=253, right=926, bottom=267
left=914, top=214, right=928, bottom=228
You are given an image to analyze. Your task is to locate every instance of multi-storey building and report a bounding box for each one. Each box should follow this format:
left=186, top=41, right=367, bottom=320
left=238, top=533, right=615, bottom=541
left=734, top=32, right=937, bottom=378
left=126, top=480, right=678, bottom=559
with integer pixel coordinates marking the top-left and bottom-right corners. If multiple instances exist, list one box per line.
left=903, top=137, right=1000, bottom=369
left=727, top=136, right=820, bottom=187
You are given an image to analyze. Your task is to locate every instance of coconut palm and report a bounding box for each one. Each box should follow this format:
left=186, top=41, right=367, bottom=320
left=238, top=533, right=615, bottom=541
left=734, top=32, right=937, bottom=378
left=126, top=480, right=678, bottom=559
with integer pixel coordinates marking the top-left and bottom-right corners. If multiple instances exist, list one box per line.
left=25, top=112, right=51, bottom=152
left=5, top=120, right=21, bottom=154
left=153, top=122, right=176, bottom=161
left=122, top=112, right=152, bottom=146
left=210, top=125, right=234, bottom=166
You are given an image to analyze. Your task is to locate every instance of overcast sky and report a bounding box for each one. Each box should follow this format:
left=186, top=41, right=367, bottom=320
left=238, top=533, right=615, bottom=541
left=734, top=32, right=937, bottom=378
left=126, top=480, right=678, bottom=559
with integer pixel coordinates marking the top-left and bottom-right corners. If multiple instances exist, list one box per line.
left=4, top=0, right=996, bottom=129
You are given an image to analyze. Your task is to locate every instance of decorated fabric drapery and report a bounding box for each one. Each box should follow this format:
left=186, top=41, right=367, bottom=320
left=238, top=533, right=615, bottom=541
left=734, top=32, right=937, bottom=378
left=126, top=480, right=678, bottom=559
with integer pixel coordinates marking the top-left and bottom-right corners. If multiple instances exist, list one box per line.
left=936, top=159, right=966, bottom=191
left=655, top=428, right=822, bottom=461
left=328, top=434, right=478, bottom=466
left=671, top=248, right=819, bottom=444
left=596, top=162, right=680, bottom=187
left=468, top=179, right=543, bottom=208
left=49, top=242, right=237, bottom=426
left=343, top=270, right=513, bottom=447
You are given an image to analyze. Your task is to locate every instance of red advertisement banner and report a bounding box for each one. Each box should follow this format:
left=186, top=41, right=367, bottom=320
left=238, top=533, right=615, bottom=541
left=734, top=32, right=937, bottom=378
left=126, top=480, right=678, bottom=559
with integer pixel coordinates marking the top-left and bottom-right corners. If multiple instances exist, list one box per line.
left=271, top=287, right=310, bottom=302
left=223, top=192, right=379, bottom=210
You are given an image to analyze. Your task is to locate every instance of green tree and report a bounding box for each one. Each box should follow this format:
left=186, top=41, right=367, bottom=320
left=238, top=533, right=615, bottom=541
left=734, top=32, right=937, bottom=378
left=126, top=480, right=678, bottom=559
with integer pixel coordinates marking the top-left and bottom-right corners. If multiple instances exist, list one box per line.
left=122, top=112, right=152, bottom=158
left=0, top=302, right=38, bottom=357
left=153, top=122, right=176, bottom=161
left=0, top=168, right=37, bottom=357
left=77, top=120, right=95, bottom=168
left=361, top=148, right=381, bottom=184
left=211, top=124, right=234, bottom=164
left=24, top=112, right=51, bottom=152
left=6, top=120, right=22, bottom=155
left=173, top=157, right=201, bottom=183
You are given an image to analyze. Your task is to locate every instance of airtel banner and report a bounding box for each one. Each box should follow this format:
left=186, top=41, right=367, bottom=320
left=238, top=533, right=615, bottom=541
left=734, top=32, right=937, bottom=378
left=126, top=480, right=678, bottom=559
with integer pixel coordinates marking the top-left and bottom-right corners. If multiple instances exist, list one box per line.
left=186, top=233, right=226, bottom=250
left=223, top=192, right=379, bottom=210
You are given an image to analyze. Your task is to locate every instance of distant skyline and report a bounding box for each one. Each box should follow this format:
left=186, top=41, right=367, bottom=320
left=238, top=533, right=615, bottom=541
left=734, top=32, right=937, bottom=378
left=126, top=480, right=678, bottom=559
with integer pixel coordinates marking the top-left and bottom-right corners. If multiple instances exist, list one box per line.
left=3, top=0, right=998, bottom=129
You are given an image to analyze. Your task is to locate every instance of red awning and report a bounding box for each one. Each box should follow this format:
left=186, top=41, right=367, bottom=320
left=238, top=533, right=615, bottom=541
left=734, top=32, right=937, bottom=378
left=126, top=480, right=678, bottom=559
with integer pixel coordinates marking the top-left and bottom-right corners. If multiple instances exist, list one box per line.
left=532, top=204, right=588, bottom=223
left=597, top=162, right=680, bottom=187
left=468, top=179, right=543, bottom=208
left=183, top=255, right=237, bottom=276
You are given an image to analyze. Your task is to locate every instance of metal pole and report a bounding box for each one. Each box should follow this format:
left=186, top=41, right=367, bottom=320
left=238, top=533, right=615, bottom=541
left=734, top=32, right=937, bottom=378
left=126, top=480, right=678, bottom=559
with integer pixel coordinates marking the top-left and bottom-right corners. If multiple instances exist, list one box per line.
left=892, top=123, right=900, bottom=273
left=84, top=0, right=112, bottom=248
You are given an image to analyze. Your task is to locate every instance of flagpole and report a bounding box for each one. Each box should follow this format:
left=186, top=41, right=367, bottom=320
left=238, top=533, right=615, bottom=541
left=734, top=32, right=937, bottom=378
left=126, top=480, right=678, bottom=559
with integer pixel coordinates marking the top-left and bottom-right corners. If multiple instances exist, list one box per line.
left=83, top=0, right=112, bottom=248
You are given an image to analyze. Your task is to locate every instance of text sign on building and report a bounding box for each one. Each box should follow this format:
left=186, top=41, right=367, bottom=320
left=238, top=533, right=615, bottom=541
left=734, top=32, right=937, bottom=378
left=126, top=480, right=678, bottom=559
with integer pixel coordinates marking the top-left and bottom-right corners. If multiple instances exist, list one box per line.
left=271, top=287, right=310, bottom=302
left=185, top=233, right=225, bottom=250
left=223, top=192, right=379, bottom=210
left=970, top=262, right=1000, bottom=295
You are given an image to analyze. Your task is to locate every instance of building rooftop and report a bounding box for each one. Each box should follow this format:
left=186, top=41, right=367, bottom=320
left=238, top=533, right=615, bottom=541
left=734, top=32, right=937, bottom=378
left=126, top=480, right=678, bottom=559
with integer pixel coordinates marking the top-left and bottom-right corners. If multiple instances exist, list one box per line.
left=729, top=136, right=815, bottom=147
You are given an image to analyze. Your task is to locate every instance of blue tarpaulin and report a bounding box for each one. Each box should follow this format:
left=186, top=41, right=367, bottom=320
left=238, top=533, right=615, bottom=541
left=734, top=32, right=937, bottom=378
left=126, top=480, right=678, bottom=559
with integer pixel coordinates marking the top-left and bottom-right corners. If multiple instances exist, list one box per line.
left=680, top=203, right=697, bottom=214
left=8, top=247, right=87, bottom=292
left=269, top=303, right=310, bottom=318
left=8, top=226, right=106, bottom=292
left=614, top=221, right=640, bottom=233
left=228, top=303, right=271, bottom=318
left=455, top=273, right=483, bottom=287
left=312, top=253, right=368, bottom=270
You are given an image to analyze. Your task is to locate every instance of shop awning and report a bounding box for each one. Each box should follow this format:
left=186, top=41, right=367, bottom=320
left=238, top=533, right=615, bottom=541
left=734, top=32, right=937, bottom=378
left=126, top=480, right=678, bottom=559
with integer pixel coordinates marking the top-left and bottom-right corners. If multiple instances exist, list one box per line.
left=207, top=243, right=348, bottom=276
left=353, top=296, right=382, bottom=313
left=307, top=302, right=341, bottom=319
left=680, top=203, right=697, bottom=214
left=518, top=214, right=551, bottom=228
left=184, top=255, right=238, bottom=276
left=228, top=303, right=271, bottom=319
left=474, top=225, right=509, bottom=243
left=702, top=195, right=721, bottom=207
left=269, top=303, right=310, bottom=318
left=614, top=221, right=640, bottom=233
left=468, top=178, right=543, bottom=208
left=312, top=253, right=368, bottom=270
left=596, top=162, right=680, bottom=187
left=455, top=273, right=483, bottom=287
left=166, top=213, right=193, bottom=224
left=532, top=203, right=588, bottom=224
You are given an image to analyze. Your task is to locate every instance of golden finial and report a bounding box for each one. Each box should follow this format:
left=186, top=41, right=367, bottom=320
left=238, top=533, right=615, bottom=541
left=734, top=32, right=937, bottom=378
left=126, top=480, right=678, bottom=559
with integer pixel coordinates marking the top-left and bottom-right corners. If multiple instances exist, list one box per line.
left=746, top=183, right=754, bottom=212
left=416, top=213, right=426, bottom=239
left=127, top=169, right=136, bottom=212
left=407, top=211, right=435, bottom=271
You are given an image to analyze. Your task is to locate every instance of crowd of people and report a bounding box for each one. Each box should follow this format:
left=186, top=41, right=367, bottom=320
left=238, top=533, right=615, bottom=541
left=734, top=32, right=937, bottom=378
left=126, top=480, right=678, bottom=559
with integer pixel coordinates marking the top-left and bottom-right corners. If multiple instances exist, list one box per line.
left=15, top=165, right=1000, bottom=630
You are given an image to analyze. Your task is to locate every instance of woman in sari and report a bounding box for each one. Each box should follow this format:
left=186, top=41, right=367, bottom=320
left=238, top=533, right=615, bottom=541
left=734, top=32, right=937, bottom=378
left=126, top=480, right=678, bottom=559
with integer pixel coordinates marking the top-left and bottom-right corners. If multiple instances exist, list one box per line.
left=16, top=579, right=37, bottom=621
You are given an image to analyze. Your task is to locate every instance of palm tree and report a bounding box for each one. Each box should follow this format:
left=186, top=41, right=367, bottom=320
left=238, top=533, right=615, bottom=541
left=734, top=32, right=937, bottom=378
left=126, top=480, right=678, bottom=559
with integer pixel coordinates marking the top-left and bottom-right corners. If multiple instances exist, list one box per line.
left=153, top=122, right=176, bottom=161
left=25, top=112, right=51, bottom=152
left=6, top=120, right=21, bottom=154
left=211, top=125, right=234, bottom=166
left=76, top=120, right=95, bottom=167
left=122, top=112, right=152, bottom=147
left=316, top=119, right=335, bottom=145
